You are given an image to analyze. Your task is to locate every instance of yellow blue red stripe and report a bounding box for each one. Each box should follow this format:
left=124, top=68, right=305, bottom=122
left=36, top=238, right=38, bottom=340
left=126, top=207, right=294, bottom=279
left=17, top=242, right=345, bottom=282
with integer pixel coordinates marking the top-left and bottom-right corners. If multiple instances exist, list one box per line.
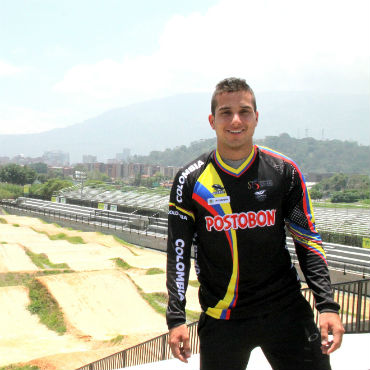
left=287, top=223, right=327, bottom=263
left=168, top=202, right=195, bottom=221
left=214, top=146, right=257, bottom=177
left=192, top=163, right=239, bottom=319
left=287, top=221, right=322, bottom=242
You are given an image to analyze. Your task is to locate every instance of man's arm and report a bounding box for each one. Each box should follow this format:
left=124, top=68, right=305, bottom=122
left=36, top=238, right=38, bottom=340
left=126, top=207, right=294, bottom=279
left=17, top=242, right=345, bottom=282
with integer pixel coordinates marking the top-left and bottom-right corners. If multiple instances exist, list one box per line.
left=284, top=165, right=344, bottom=352
left=166, top=172, right=195, bottom=361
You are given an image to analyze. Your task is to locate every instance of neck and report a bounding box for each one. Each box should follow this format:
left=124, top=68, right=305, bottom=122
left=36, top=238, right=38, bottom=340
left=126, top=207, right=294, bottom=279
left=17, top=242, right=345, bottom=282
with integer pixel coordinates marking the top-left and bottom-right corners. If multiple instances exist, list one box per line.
left=217, top=143, right=254, bottom=161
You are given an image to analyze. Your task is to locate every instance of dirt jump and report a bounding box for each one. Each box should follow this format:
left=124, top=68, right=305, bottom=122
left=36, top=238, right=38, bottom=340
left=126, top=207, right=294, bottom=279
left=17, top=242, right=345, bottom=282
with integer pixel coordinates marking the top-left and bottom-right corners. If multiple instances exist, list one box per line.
left=0, top=213, right=201, bottom=370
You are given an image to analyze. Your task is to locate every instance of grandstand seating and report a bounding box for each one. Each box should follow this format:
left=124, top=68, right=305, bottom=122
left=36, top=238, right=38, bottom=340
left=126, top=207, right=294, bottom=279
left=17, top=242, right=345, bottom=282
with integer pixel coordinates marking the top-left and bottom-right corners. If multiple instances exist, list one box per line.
left=59, top=186, right=370, bottom=236
left=59, top=186, right=170, bottom=213
left=314, top=207, right=370, bottom=237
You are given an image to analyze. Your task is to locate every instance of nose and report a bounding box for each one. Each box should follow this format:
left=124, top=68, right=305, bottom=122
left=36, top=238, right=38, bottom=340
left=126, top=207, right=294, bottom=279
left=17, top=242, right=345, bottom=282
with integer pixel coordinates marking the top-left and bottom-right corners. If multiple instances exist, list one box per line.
left=231, top=113, right=242, bottom=126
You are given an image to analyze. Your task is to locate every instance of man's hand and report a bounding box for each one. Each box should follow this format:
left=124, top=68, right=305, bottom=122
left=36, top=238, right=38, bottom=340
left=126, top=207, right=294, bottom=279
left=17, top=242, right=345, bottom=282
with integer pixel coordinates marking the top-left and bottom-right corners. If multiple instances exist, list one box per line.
left=319, top=312, right=345, bottom=355
left=169, top=324, right=191, bottom=363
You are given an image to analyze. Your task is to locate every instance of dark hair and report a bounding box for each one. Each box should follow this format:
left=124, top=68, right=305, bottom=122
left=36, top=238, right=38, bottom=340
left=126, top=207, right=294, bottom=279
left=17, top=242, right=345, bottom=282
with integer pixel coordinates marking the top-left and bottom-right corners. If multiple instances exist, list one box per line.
left=211, top=77, right=257, bottom=115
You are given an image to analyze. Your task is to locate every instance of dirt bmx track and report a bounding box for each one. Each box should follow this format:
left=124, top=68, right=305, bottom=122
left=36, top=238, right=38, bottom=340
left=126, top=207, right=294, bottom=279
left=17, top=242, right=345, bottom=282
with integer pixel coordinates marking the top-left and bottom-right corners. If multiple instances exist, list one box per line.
left=0, top=213, right=200, bottom=369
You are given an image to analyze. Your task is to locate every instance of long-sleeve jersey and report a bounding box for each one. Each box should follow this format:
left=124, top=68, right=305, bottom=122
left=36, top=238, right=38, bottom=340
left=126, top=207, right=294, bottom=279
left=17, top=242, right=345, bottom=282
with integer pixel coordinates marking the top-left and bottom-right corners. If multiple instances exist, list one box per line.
left=166, top=145, right=340, bottom=329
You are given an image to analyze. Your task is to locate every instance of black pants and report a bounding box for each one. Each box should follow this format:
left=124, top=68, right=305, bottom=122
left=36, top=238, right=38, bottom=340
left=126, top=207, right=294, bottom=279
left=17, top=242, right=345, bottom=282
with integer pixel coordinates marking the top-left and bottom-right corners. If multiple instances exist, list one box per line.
left=198, top=296, right=331, bottom=370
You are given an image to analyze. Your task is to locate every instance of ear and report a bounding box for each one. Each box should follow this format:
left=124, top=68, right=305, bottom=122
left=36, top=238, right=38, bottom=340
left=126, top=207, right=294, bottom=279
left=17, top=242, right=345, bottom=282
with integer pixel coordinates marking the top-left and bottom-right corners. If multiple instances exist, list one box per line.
left=255, top=111, right=259, bottom=125
left=208, top=114, right=215, bottom=130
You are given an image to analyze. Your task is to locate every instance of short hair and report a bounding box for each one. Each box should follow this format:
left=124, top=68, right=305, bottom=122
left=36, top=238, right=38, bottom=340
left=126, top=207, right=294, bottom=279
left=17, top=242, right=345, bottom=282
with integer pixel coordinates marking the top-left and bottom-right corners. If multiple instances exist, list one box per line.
left=211, top=77, right=257, bottom=115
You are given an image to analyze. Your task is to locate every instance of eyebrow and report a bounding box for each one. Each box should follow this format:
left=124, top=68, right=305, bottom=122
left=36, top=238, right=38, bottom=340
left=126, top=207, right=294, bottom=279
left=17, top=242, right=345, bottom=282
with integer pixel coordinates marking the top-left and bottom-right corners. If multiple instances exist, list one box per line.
left=218, top=106, right=231, bottom=112
left=217, top=104, right=253, bottom=112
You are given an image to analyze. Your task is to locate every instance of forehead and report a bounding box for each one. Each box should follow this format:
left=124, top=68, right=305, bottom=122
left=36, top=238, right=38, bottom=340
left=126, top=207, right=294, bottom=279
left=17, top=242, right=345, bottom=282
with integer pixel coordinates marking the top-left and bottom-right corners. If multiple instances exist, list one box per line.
left=215, top=91, right=254, bottom=111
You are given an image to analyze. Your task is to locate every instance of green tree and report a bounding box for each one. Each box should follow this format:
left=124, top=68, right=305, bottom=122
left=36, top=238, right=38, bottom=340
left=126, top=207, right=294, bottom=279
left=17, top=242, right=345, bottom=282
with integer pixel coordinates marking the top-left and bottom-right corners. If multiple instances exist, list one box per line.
left=47, top=168, right=65, bottom=179
left=309, top=188, right=323, bottom=200
left=29, top=162, right=48, bottom=174
left=331, top=191, right=359, bottom=203
left=0, top=164, right=37, bottom=185
left=87, top=170, right=110, bottom=182
left=30, top=178, right=73, bottom=199
left=0, top=183, right=24, bottom=199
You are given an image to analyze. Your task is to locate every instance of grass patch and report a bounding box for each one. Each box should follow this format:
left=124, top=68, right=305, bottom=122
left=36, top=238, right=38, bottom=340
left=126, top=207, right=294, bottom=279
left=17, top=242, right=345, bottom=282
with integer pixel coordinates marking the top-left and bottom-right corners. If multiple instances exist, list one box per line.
left=1, top=241, right=7, bottom=244
left=142, top=292, right=168, bottom=316
left=112, top=235, right=139, bottom=255
left=38, top=218, right=50, bottom=224
left=0, top=207, right=9, bottom=215
left=12, top=224, right=20, bottom=227
left=127, top=275, right=168, bottom=316
left=0, top=272, right=36, bottom=287
left=109, top=334, right=125, bottom=345
left=146, top=268, right=164, bottom=275
left=312, top=201, right=370, bottom=209
left=27, top=278, right=66, bottom=335
left=113, top=258, right=132, bottom=270
left=0, top=217, right=8, bottom=224
left=25, top=249, right=70, bottom=269
left=126, top=270, right=202, bottom=321
left=0, top=271, right=73, bottom=287
left=0, top=365, right=40, bottom=370
left=188, top=280, right=200, bottom=288
left=49, top=233, right=85, bottom=244
left=33, top=229, right=86, bottom=244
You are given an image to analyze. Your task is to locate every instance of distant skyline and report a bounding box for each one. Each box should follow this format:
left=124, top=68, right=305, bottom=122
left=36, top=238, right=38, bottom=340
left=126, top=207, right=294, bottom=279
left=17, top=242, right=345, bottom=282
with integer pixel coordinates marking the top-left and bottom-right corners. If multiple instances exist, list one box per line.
left=1, top=0, right=369, bottom=135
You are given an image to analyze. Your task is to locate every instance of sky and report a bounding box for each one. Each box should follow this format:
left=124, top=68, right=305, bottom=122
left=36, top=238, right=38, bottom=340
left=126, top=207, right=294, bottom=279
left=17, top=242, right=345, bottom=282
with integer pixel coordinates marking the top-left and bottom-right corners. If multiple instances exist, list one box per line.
left=1, top=0, right=369, bottom=135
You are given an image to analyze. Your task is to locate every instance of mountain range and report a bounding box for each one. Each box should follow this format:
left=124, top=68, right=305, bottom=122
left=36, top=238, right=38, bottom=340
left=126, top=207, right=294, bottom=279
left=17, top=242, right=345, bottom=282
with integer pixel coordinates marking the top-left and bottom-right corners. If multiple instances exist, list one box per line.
left=0, top=91, right=369, bottom=163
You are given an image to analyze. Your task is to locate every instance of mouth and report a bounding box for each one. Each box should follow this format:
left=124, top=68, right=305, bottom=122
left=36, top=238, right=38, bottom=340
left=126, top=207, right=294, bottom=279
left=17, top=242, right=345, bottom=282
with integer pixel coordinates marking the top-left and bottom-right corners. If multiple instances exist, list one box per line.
left=227, top=129, right=244, bottom=134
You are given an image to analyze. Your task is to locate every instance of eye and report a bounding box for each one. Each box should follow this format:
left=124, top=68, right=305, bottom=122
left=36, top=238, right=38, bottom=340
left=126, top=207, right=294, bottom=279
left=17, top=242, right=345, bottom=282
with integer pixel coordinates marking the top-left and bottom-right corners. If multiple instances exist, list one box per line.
left=240, top=109, right=253, bottom=117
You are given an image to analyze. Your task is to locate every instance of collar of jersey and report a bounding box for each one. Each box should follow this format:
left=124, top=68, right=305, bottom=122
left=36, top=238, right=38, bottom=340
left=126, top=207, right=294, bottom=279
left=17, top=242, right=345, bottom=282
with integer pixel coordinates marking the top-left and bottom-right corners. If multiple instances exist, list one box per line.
left=214, top=145, right=257, bottom=177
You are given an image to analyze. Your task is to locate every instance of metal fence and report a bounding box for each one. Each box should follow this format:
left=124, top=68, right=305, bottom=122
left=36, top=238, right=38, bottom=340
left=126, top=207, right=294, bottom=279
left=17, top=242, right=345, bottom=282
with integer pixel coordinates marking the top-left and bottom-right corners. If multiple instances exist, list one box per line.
left=0, top=200, right=167, bottom=237
left=76, top=279, right=370, bottom=370
left=302, top=279, right=370, bottom=334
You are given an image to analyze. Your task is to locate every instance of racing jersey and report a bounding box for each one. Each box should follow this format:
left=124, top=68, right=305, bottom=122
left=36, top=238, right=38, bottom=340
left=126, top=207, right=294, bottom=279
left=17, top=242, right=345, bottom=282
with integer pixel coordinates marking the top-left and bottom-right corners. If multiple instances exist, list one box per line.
left=166, top=145, right=340, bottom=329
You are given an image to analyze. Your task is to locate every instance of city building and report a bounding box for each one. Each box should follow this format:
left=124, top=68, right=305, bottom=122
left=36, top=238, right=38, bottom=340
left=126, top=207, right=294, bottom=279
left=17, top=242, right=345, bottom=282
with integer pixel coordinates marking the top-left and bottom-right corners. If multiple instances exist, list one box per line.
left=82, top=155, right=97, bottom=164
left=42, top=150, right=70, bottom=166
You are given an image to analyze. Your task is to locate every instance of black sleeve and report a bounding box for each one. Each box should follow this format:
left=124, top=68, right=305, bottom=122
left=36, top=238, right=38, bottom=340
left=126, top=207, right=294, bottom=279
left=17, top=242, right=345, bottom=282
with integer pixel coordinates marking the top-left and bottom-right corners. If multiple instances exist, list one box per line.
left=166, top=170, right=196, bottom=329
left=284, top=165, right=340, bottom=313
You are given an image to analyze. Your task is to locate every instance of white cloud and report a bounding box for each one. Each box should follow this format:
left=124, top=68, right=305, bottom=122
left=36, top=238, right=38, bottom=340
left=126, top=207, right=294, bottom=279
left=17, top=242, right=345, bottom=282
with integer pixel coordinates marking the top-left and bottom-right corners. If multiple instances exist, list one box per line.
left=53, top=0, right=370, bottom=104
left=0, top=60, right=24, bottom=77
left=0, top=106, right=79, bottom=135
left=54, top=56, right=172, bottom=100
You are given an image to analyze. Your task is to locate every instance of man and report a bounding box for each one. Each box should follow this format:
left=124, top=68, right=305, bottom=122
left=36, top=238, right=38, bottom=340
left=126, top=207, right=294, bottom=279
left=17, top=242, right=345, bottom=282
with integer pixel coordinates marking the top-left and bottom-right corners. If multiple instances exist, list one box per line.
left=166, top=77, right=344, bottom=370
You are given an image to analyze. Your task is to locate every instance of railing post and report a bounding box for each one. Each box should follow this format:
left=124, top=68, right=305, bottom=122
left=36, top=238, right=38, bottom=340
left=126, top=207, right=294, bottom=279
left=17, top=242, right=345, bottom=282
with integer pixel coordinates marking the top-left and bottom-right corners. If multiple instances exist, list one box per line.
left=120, top=350, right=126, bottom=368
left=161, top=334, right=167, bottom=361
left=355, top=281, right=363, bottom=333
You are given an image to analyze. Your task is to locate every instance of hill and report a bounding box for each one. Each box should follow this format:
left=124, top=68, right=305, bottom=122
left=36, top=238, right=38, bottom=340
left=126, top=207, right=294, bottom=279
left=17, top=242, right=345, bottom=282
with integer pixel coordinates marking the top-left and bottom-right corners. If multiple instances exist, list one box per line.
left=132, top=134, right=370, bottom=175
left=0, top=91, right=369, bottom=163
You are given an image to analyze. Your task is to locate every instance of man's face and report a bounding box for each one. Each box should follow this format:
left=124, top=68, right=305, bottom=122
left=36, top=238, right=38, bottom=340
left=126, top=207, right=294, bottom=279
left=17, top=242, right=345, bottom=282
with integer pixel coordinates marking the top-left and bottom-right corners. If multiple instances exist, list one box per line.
left=209, top=91, right=259, bottom=159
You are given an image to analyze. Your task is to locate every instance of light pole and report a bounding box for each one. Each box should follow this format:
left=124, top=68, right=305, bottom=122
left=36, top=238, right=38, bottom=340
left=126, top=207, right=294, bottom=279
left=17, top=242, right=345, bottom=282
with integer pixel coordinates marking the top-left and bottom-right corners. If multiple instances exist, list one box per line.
left=75, top=171, right=87, bottom=200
